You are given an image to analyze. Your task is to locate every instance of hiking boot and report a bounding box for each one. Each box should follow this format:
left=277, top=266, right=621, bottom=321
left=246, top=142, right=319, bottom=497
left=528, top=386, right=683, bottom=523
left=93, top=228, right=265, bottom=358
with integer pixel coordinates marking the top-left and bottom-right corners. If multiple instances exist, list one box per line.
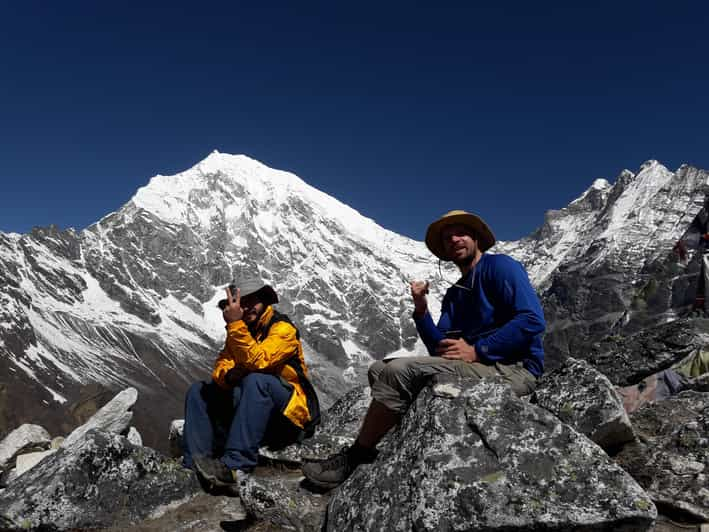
left=302, top=444, right=378, bottom=489
left=302, top=448, right=353, bottom=489
left=193, top=455, right=238, bottom=489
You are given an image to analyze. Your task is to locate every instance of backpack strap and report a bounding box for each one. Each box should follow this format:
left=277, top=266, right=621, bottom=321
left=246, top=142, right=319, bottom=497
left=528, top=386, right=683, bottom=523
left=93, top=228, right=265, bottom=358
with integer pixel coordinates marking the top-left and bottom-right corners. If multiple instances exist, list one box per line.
left=260, top=311, right=321, bottom=437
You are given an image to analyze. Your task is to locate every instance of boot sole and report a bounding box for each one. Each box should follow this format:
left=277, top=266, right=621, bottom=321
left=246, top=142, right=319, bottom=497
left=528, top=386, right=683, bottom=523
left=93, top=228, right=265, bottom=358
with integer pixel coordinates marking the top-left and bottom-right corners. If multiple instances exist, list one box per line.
left=303, top=474, right=344, bottom=490
left=194, top=459, right=235, bottom=489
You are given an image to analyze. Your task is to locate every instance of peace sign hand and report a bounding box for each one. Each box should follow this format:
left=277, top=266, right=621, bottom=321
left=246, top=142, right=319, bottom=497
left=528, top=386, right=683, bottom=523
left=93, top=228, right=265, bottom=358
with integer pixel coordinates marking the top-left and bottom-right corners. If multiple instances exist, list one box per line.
left=223, top=286, right=244, bottom=324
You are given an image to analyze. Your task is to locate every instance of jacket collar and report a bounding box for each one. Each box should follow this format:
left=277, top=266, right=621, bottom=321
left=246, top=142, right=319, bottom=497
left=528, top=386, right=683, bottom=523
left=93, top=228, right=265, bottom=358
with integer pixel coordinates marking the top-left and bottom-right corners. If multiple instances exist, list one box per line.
left=248, top=305, right=274, bottom=338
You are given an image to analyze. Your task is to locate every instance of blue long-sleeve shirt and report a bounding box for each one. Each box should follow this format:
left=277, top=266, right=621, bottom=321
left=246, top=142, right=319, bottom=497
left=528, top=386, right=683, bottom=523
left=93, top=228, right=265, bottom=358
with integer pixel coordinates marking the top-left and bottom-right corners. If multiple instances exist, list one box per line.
left=413, top=253, right=546, bottom=377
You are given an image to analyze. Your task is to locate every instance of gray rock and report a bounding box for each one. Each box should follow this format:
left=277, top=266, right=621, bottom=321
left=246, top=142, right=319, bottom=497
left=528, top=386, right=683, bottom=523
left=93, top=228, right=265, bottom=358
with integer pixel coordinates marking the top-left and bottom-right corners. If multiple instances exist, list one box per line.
left=588, top=319, right=709, bottom=386
left=127, top=426, right=143, bottom=446
left=168, top=419, right=184, bottom=458
left=0, top=424, right=51, bottom=470
left=12, top=449, right=56, bottom=480
left=240, top=469, right=328, bottom=532
left=327, top=376, right=657, bottom=532
left=615, top=391, right=709, bottom=521
left=62, top=387, right=138, bottom=448
left=535, top=357, right=635, bottom=451
left=100, top=492, right=247, bottom=531
left=0, top=429, right=201, bottom=530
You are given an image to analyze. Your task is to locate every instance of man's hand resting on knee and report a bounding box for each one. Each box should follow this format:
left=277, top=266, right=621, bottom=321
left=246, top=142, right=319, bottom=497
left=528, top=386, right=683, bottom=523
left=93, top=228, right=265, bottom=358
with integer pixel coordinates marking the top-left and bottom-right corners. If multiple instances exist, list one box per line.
left=436, top=338, right=478, bottom=363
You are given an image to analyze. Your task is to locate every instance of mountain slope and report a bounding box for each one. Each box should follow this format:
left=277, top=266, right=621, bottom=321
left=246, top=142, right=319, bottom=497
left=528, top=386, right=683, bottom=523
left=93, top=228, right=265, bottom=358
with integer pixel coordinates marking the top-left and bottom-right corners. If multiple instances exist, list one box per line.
left=496, top=161, right=709, bottom=363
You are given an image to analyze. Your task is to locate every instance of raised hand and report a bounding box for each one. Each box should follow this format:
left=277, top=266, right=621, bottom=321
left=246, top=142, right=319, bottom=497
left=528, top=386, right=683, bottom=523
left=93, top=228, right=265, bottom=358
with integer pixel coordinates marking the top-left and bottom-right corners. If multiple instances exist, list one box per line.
left=410, top=280, right=430, bottom=316
left=223, top=286, right=244, bottom=324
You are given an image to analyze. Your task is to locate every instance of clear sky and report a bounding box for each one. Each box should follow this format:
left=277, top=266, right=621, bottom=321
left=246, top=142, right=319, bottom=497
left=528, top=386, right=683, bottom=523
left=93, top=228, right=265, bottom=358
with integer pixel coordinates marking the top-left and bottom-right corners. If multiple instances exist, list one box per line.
left=2, top=2, right=708, bottom=242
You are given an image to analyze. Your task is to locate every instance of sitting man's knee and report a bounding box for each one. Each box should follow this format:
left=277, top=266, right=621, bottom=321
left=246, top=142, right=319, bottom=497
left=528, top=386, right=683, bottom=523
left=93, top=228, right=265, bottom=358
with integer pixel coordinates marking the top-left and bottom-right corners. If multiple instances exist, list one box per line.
left=381, top=357, right=413, bottom=377
left=368, top=361, right=387, bottom=385
left=240, top=372, right=271, bottom=390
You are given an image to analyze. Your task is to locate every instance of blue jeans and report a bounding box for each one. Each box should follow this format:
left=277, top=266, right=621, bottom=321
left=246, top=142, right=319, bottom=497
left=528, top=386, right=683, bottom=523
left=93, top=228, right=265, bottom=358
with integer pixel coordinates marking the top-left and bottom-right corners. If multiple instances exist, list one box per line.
left=183, top=373, right=300, bottom=471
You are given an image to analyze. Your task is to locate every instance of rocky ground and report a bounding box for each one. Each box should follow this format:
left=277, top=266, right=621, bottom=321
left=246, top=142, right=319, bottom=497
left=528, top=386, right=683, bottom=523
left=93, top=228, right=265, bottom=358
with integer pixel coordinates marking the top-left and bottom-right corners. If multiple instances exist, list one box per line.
left=0, top=332, right=707, bottom=531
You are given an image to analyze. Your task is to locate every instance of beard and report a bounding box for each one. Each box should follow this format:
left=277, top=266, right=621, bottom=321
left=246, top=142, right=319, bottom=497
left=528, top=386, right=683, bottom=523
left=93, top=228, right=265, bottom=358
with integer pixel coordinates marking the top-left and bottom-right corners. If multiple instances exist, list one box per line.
left=453, top=253, right=475, bottom=268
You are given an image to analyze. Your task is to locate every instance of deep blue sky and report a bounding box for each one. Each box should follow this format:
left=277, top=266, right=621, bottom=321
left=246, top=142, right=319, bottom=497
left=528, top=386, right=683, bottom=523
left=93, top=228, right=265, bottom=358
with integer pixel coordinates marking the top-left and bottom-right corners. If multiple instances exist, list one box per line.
left=2, top=2, right=708, bottom=241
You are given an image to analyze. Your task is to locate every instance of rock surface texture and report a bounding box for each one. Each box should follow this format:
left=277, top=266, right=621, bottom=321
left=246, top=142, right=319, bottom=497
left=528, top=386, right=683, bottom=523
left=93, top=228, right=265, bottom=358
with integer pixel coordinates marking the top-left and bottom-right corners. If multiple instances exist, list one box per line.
left=240, top=469, right=329, bottom=532
left=615, top=391, right=709, bottom=522
left=326, top=376, right=657, bottom=532
left=588, top=319, right=709, bottom=386
left=535, top=357, right=635, bottom=451
left=0, top=429, right=201, bottom=530
left=0, top=424, right=50, bottom=471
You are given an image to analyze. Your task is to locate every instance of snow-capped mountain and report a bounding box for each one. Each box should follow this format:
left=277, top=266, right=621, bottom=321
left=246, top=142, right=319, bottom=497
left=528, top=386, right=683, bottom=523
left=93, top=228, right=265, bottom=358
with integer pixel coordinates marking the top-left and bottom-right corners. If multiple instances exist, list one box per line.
left=496, top=160, right=709, bottom=362
left=0, top=152, right=457, bottom=447
left=1, top=152, right=707, bottom=446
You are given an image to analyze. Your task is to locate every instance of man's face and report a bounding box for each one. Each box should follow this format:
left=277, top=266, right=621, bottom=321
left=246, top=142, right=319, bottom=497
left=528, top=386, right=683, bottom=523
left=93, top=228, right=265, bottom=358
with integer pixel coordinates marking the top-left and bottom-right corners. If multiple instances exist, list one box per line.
left=441, top=224, right=478, bottom=264
left=241, top=294, right=265, bottom=325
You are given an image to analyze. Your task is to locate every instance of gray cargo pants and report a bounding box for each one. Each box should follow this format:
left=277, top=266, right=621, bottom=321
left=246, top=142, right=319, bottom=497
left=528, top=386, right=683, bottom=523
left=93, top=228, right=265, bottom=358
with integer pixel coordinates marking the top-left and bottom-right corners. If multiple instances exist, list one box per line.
left=368, top=356, right=537, bottom=414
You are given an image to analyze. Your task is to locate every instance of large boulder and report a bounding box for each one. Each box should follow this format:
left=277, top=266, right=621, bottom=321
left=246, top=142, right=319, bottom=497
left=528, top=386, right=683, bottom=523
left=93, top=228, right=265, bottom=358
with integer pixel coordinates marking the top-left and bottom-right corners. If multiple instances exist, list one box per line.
left=615, top=391, right=709, bottom=521
left=326, top=376, right=657, bottom=532
left=0, top=424, right=51, bottom=471
left=0, top=429, right=201, bottom=530
left=62, top=387, right=138, bottom=448
left=535, top=357, right=635, bottom=451
left=587, top=319, right=709, bottom=386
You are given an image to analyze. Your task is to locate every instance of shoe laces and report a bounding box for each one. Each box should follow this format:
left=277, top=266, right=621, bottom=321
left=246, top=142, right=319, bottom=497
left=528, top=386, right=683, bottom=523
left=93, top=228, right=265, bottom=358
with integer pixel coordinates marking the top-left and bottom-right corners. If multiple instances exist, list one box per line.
left=320, top=449, right=349, bottom=471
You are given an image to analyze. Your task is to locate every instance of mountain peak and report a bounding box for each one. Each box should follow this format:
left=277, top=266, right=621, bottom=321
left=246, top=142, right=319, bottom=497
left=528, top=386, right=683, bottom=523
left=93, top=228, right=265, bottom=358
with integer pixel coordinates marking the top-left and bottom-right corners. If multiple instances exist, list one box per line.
left=639, top=159, right=662, bottom=171
left=591, top=178, right=611, bottom=190
left=125, top=152, right=416, bottom=254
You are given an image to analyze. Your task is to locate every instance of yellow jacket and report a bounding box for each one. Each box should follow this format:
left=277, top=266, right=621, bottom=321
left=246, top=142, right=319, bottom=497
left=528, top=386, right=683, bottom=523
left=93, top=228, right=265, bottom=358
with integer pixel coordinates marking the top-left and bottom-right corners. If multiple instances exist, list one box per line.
left=212, top=306, right=312, bottom=429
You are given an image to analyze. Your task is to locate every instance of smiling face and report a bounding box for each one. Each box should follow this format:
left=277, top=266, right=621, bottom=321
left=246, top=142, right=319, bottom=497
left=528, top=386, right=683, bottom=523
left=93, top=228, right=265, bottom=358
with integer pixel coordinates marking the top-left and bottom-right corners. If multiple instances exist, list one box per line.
left=441, top=223, right=480, bottom=267
left=240, top=293, right=266, bottom=325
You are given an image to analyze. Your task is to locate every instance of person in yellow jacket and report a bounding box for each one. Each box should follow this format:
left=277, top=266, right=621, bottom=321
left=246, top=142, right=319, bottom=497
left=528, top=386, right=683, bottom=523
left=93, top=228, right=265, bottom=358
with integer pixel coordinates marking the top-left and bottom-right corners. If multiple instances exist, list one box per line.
left=183, top=276, right=319, bottom=491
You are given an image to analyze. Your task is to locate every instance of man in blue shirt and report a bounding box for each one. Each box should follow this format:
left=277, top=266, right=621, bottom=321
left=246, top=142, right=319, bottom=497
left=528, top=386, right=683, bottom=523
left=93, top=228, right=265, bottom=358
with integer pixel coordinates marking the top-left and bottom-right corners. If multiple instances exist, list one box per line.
left=303, top=210, right=546, bottom=489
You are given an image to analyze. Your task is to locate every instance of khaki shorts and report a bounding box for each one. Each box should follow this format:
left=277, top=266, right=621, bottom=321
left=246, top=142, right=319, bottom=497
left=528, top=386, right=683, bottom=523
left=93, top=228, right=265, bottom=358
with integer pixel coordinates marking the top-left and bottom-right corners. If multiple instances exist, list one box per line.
left=368, top=356, right=537, bottom=414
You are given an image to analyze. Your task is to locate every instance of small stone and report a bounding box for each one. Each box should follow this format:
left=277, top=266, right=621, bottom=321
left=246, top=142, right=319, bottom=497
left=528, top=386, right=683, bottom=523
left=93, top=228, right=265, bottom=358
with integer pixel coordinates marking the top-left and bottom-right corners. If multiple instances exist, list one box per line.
left=0, top=424, right=51, bottom=470
left=62, top=388, right=138, bottom=448
left=168, top=419, right=184, bottom=458
left=126, top=427, right=143, bottom=446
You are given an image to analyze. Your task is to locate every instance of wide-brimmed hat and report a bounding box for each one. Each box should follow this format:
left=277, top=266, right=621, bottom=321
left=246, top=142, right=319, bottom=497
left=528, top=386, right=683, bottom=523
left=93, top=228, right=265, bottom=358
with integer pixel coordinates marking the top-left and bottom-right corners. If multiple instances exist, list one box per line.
left=425, top=210, right=496, bottom=260
left=232, top=275, right=279, bottom=306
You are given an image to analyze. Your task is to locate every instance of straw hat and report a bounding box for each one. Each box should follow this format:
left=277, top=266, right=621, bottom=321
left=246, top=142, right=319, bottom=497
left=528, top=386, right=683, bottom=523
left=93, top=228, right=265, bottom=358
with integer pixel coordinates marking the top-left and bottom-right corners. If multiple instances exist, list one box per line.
left=425, top=210, right=496, bottom=260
